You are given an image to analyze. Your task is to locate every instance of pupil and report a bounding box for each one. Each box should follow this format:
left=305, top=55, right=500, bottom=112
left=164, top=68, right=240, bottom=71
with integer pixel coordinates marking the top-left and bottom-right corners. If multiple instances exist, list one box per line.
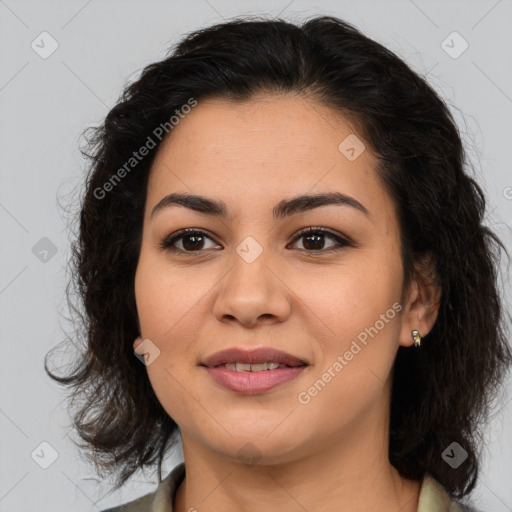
left=304, top=234, right=324, bottom=250
left=183, top=235, right=204, bottom=251
left=181, top=233, right=326, bottom=251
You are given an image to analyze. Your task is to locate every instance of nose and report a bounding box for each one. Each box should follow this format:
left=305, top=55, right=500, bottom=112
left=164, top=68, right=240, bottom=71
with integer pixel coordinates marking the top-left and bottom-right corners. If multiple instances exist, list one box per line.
left=212, top=248, right=291, bottom=328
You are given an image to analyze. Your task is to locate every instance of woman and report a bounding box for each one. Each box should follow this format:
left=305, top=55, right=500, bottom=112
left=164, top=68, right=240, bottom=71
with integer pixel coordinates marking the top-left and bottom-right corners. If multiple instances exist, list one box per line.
left=46, top=15, right=512, bottom=512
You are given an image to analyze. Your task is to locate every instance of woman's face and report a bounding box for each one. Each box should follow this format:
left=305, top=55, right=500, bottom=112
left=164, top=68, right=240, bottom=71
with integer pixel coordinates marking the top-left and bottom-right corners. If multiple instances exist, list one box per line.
left=134, top=94, right=422, bottom=464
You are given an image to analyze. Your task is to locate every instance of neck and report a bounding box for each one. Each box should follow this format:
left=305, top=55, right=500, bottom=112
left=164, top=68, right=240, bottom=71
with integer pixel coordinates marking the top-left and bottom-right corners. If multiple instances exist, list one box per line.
left=173, top=407, right=420, bottom=512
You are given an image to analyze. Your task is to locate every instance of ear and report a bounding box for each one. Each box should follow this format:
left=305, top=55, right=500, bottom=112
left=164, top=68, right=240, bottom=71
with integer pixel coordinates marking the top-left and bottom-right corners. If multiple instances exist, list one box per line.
left=133, top=335, right=143, bottom=352
left=398, top=254, right=441, bottom=348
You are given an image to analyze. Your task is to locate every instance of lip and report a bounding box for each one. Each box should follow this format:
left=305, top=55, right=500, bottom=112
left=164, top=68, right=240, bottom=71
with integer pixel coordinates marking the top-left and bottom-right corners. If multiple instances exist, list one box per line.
left=199, top=347, right=309, bottom=395
left=202, top=366, right=307, bottom=395
left=200, top=347, right=309, bottom=368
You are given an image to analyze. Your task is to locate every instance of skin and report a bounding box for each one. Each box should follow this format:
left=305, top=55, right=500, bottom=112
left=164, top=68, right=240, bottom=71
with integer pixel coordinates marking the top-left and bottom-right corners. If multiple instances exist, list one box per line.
left=134, top=93, right=441, bottom=512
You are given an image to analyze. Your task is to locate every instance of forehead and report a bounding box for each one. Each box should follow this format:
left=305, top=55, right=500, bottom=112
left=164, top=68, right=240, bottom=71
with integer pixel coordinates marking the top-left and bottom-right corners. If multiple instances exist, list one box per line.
left=146, top=94, right=393, bottom=224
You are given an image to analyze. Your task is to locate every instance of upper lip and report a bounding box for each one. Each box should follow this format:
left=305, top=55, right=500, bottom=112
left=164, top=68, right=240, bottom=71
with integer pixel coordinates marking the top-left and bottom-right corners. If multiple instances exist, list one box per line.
left=200, top=347, right=309, bottom=368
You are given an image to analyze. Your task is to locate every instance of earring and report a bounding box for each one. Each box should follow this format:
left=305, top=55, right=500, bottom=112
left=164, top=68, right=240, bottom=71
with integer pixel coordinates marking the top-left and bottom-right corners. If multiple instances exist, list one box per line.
left=411, top=330, right=421, bottom=348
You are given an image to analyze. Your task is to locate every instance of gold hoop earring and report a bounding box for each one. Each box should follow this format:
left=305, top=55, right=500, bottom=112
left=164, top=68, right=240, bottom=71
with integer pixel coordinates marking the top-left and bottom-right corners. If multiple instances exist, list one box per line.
left=412, top=330, right=421, bottom=348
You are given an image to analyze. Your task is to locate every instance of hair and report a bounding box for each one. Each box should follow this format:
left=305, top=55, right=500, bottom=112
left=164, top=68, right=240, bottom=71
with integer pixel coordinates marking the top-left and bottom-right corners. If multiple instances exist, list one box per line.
left=46, top=14, right=512, bottom=503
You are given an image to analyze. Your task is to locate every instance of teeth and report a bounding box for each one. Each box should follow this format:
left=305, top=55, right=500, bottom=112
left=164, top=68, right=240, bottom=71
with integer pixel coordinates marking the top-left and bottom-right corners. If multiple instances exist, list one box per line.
left=223, top=362, right=284, bottom=371
left=246, top=362, right=266, bottom=371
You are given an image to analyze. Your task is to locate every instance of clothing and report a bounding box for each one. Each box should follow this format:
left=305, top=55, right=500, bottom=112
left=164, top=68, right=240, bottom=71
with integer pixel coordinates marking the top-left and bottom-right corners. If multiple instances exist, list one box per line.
left=101, top=462, right=480, bottom=512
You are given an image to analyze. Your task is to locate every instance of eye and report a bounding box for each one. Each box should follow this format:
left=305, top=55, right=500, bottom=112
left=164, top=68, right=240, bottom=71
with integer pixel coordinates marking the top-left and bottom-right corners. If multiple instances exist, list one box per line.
left=159, top=227, right=352, bottom=254
left=159, top=228, right=221, bottom=253
left=288, top=227, right=352, bottom=253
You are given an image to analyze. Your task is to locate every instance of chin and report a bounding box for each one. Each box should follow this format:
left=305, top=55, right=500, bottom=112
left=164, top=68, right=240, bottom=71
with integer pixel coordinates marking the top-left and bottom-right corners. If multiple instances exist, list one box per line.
left=206, top=429, right=308, bottom=466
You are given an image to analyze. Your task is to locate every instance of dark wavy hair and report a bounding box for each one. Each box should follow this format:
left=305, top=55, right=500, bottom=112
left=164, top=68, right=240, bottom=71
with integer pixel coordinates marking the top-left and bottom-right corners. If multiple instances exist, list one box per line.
left=46, top=14, right=512, bottom=503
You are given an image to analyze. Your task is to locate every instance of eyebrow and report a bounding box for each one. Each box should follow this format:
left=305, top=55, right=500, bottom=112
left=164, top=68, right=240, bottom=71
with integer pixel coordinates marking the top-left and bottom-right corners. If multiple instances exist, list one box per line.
left=150, top=191, right=370, bottom=220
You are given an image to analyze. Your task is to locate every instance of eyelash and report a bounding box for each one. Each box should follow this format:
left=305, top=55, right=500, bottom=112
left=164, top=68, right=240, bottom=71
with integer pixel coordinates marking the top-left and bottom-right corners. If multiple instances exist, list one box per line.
left=159, top=227, right=353, bottom=255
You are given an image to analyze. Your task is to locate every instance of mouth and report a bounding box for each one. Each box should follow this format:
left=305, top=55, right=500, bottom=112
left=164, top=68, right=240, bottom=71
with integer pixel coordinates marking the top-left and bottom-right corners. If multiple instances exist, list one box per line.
left=199, top=346, right=309, bottom=395
left=199, top=346, right=309, bottom=369
left=207, top=362, right=306, bottom=371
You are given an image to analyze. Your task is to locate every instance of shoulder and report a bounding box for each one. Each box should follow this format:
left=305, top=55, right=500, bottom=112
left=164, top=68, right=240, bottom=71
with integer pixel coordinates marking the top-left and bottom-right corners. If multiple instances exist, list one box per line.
left=101, top=492, right=155, bottom=512
left=100, top=462, right=186, bottom=512
left=418, top=473, right=482, bottom=512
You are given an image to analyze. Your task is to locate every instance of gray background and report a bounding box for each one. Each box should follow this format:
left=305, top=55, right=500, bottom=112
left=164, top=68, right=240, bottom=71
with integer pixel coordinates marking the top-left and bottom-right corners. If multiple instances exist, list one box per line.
left=1, top=0, right=511, bottom=510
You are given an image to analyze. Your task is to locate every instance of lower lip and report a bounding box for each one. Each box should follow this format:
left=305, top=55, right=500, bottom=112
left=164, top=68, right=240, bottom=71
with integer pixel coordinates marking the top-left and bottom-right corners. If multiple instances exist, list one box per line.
left=202, top=366, right=307, bottom=395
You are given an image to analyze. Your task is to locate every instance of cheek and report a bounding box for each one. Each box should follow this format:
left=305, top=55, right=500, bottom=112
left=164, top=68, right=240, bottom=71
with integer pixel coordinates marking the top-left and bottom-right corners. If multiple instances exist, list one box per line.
left=294, top=253, right=404, bottom=409
left=135, top=250, right=203, bottom=337
left=298, top=254, right=402, bottom=339
left=294, top=266, right=402, bottom=429
left=134, top=252, right=210, bottom=418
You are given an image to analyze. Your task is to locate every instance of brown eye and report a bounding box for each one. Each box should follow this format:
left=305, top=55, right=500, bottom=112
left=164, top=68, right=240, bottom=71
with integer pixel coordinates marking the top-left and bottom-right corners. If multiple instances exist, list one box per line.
left=160, top=227, right=352, bottom=255
left=289, top=227, right=352, bottom=253
left=160, top=229, right=220, bottom=253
